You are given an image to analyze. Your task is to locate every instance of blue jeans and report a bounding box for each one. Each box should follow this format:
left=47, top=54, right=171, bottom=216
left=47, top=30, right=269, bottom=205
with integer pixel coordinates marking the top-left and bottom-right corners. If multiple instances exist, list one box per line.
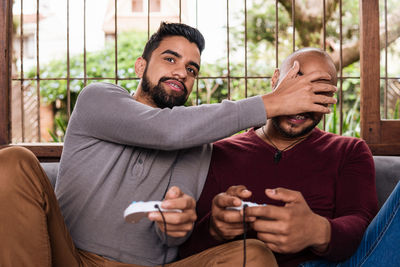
left=299, top=182, right=400, bottom=267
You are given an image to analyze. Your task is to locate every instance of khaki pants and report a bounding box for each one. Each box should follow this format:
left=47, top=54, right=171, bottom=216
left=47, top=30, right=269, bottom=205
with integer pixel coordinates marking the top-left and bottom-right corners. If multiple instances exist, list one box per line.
left=0, top=147, right=277, bottom=267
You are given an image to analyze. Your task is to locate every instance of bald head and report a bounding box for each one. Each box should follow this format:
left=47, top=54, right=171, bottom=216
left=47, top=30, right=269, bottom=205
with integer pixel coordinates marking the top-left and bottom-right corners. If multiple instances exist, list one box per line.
left=275, top=48, right=338, bottom=88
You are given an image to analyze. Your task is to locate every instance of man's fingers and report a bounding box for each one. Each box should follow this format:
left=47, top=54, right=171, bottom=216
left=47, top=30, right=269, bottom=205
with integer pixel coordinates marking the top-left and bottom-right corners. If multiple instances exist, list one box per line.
left=309, top=104, right=332, bottom=114
left=312, top=83, right=338, bottom=93
left=149, top=210, right=196, bottom=225
left=312, top=94, right=337, bottom=105
left=156, top=221, right=193, bottom=237
left=303, top=70, right=332, bottom=83
left=265, top=188, right=303, bottom=203
left=251, top=218, right=288, bottom=235
left=310, top=83, right=337, bottom=94
left=162, top=194, right=195, bottom=210
left=211, top=216, right=248, bottom=240
left=215, top=221, right=247, bottom=230
left=164, top=186, right=183, bottom=200
left=225, top=185, right=248, bottom=196
left=213, top=209, right=244, bottom=223
left=245, top=205, right=288, bottom=221
left=257, top=231, right=283, bottom=243
left=214, top=193, right=242, bottom=209
left=284, top=60, right=300, bottom=79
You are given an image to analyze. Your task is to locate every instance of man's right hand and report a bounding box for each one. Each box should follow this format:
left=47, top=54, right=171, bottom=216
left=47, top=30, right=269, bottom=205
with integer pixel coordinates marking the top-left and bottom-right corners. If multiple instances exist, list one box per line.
left=262, top=60, right=337, bottom=118
left=209, top=185, right=256, bottom=241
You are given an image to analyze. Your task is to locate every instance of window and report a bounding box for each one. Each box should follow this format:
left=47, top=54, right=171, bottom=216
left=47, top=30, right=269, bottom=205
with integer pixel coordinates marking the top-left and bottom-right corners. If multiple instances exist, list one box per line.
left=1, top=0, right=399, bottom=160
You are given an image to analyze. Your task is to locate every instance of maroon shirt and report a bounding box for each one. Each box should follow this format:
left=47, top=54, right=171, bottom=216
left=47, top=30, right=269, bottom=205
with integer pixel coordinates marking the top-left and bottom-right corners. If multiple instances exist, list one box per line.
left=180, top=128, right=378, bottom=266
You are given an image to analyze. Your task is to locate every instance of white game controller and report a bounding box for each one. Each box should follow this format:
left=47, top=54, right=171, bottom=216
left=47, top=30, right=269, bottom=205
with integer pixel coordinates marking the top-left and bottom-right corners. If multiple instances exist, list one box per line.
left=124, top=201, right=182, bottom=223
left=226, top=201, right=266, bottom=211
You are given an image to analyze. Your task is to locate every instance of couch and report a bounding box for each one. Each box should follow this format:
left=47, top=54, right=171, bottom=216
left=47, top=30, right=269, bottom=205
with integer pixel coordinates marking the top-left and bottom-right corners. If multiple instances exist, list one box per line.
left=41, top=156, right=400, bottom=208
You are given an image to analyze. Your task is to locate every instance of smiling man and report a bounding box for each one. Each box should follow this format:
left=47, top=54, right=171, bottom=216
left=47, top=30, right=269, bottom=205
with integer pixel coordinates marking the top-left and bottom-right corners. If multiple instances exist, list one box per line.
left=0, top=24, right=338, bottom=267
left=180, top=48, right=380, bottom=266
left=134, top=39, right=199, bottom=108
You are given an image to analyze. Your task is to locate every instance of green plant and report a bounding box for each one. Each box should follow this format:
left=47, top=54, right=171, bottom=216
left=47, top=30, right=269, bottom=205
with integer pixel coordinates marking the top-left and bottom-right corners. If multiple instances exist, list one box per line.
left=322, top=96, right=361, bottom=137
left=48, top=116, right=67, bottom=142
left=394, top=99, right=400, bottom=119
left=28, top=31, right=148, bottom=142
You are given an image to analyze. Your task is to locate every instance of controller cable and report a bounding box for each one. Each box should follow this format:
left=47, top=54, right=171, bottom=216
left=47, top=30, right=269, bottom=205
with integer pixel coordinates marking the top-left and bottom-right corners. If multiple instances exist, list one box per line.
left=242, top=204, right=249, bottom=267
left=156, top=155, right=178, bottom=267
left=155, top=204, right=168, bottom=267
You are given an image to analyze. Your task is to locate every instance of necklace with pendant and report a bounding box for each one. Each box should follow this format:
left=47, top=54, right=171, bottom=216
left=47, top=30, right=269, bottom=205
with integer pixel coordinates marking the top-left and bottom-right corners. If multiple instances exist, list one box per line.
left=261, top=126, right=307, bottom=163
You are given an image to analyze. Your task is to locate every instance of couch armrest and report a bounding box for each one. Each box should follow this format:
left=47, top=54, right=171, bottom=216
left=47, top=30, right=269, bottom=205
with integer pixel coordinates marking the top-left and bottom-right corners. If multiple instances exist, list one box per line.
left=41, top=162, right=59, bottom=188
left=373, top=156, right=400, bottom=208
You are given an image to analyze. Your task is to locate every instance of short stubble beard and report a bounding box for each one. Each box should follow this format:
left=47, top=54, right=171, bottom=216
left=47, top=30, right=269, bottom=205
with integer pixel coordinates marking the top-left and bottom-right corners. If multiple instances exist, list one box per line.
left=271, top=115, right=321, bottom=139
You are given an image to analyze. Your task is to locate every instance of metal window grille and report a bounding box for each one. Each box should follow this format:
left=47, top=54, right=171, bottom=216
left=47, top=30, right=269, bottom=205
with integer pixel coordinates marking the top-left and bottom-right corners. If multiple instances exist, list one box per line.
left=1, top=0, right=400, bottom=159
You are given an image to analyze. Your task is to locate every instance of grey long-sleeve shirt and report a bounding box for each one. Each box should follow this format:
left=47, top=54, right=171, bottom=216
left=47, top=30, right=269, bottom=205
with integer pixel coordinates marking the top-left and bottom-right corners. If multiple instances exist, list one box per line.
left=55, top=82, right=266, bottom=265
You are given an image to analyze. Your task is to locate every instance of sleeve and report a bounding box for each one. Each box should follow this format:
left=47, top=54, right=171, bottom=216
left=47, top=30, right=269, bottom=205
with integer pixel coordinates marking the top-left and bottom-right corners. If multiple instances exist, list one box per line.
left=179, top=162, right=226, bottom=258
left=315, top=139, right=379, bottom=261
left=69, top=82, right=266, bottom=151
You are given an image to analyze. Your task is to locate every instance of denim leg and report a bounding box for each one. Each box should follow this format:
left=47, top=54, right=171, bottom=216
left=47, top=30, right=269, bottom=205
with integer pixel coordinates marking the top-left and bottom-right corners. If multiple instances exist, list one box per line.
left=298, top=259, right=336, bottom=267
left=300, top=182, right=400, bottom=267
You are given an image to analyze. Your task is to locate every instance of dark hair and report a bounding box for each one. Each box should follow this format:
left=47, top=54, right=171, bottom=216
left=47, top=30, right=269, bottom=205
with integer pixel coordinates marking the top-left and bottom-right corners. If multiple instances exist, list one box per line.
left=141, top=22, right=205, bottom=61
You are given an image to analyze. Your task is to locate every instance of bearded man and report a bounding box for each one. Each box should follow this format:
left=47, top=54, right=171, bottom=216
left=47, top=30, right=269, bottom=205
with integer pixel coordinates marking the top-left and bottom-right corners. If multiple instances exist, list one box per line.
left=179, top=48, right=398, bottom=267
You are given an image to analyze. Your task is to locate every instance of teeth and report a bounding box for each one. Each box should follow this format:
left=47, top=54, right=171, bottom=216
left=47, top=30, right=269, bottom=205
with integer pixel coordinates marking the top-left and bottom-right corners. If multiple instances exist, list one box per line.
left=169, top=82, right=180, bottom=89
left=295, top=115, right=305, bottom=120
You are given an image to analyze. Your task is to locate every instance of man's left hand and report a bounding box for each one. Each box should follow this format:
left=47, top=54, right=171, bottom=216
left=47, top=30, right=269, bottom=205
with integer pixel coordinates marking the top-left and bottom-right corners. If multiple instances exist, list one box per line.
left=148, top=186, right=197, bottom=238
left=245, top=188, right=331, bottom=254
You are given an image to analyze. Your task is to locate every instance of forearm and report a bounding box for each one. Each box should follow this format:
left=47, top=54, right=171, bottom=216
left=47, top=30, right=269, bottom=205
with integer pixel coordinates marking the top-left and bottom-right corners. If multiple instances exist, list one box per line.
left=314, top=215, right=369, bottom=261
left=309, top=215, right=331, bottom=253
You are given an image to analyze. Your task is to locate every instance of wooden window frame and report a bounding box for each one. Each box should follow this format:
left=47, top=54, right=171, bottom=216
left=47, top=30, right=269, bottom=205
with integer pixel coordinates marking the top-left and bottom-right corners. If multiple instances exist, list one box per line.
left=360, top=0, right=400, bottom=155
left=0, top=0, right=12, bottom=148
left=1, top=0, right=399, bottom=161
left=0, top=0, right=62, bottom=161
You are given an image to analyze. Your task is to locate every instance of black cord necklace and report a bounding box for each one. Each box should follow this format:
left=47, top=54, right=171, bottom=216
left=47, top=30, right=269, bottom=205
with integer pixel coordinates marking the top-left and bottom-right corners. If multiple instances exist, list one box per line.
left=261, top=126, right=307, bottom=163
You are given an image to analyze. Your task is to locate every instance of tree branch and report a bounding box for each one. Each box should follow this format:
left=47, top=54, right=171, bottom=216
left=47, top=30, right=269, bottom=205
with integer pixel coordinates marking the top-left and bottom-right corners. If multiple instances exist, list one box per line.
left=329, top=11, right=400, bottom=70
left=278, top=0, right=338, bottom=46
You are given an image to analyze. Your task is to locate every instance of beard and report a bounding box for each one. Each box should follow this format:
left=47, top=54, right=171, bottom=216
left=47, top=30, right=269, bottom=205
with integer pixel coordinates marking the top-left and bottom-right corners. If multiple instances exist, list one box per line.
left=271, top=113, right=321, bottom=139
left=141, top=69, right=188, bottom=109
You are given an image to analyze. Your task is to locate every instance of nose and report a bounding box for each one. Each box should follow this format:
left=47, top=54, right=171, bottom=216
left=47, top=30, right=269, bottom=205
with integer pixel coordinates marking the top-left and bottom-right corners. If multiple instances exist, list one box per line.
left=172, top=62, right=187, bottom=80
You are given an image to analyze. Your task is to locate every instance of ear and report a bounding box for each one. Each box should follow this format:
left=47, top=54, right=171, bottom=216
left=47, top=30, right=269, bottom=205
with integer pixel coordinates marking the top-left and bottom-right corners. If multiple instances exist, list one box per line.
left=271, top=68, right=280, bottom=89
left=135, top=57, right=146, bottom=78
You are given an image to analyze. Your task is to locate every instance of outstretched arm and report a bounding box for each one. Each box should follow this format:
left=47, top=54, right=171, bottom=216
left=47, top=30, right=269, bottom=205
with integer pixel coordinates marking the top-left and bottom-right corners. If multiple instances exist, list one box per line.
left=70, top=64, right=336, bottom=150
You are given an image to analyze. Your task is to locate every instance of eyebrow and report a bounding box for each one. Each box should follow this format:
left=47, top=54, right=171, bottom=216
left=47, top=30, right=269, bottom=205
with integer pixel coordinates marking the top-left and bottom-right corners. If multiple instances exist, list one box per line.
left=161, top=49, right=200, bottom=72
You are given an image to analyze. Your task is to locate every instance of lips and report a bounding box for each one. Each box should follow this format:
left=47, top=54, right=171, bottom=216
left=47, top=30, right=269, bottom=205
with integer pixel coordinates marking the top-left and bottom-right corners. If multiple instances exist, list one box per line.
left=163, top=80, right=184, bottom=92
left=287, top=113, right=311, bottom=124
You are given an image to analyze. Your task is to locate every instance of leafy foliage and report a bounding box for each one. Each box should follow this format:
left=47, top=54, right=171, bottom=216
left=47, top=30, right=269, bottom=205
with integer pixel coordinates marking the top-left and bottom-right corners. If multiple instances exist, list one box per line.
left=27, top=31, right=147, bottom=141
left=30, top=1, right=400, bottom=141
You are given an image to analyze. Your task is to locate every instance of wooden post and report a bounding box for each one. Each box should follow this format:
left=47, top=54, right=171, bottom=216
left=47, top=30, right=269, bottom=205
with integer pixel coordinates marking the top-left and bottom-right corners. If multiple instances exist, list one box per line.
left=0, top=0, right=12, bottom=145
left=359, top=0, right=381, bottom=144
